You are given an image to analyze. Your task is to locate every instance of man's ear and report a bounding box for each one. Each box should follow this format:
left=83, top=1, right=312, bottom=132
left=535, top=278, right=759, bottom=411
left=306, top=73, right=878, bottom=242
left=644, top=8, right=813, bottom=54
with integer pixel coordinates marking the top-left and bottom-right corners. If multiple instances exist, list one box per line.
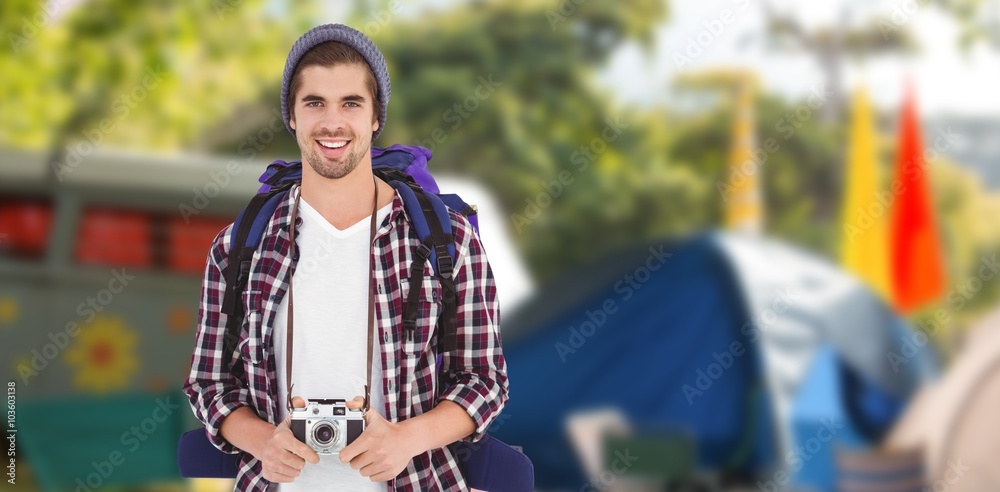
left=289, top=115, right=297, bottom=131
left=371, top=117, right=379, bottom=134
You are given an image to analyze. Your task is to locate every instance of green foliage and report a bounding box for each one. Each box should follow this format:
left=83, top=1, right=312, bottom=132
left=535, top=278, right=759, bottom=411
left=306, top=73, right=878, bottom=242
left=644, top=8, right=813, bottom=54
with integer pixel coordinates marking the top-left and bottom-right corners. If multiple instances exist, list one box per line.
left=931, top=0, right=1000, bottom=49
left=4, top=0, right=1000, bottom=295
left=366, top=0, right=670, bottom=280
left=669, top=95, right=845, bottom=257
left=0, top=0, right=315, bottom=150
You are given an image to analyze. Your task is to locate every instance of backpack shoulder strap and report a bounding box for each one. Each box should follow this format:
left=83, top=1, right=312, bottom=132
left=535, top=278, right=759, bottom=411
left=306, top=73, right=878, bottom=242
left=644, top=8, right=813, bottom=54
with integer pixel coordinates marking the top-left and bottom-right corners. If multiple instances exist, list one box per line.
left=374, top=167, right=459, bottom=354
left=219, top=163, right=300, bottom=374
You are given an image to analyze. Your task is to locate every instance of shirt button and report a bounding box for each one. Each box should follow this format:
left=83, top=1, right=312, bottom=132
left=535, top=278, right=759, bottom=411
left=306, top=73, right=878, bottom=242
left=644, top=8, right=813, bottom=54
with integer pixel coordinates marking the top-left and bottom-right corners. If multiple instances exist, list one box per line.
left=377, top=284, right=383, bottom=294
left=383, top=332, right=389, bottom=343
left=388, top=379, right=393, bottom=390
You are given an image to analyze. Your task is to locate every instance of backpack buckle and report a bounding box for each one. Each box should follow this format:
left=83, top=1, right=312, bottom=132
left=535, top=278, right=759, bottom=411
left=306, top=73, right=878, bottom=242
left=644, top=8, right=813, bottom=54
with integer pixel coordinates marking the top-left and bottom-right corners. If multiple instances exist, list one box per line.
left=415, top=243, right=432, bottom=261
left=235, top=259, right=253, bottom=289
left=402, top=318, right=417, bottom=340
left=434, top=245, right=453, bottom=277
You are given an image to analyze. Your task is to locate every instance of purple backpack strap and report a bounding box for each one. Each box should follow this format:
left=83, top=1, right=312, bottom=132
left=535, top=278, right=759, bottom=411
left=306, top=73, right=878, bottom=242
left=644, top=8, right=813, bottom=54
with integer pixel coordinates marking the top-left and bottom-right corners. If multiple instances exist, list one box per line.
left=371, top=144, right=439, bottom=193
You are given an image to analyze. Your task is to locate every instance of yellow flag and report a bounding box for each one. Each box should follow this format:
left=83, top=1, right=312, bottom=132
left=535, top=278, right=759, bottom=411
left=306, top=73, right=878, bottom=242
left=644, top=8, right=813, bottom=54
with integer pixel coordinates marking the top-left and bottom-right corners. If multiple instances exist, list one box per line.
left=724, top=81, right=761, bottom=233
left=841, top=88, right=891, bottom=299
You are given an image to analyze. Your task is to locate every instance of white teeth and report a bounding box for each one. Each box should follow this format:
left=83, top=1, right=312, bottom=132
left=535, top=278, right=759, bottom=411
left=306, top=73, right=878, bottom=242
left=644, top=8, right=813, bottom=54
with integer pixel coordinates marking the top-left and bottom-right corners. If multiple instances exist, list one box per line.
left=318, top=140, right=348, bottom=149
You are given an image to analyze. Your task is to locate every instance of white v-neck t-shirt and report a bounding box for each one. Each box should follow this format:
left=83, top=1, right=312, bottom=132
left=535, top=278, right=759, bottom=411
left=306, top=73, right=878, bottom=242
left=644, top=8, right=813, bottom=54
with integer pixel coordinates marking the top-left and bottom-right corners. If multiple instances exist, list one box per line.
left=272, top=196, right=392, bottom=492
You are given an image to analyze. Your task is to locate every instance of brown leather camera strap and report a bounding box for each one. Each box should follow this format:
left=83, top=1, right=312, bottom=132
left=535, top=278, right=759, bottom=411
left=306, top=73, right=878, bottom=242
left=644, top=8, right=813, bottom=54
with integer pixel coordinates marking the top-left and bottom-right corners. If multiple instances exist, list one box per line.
left=284, top=177, right=379, bottom=416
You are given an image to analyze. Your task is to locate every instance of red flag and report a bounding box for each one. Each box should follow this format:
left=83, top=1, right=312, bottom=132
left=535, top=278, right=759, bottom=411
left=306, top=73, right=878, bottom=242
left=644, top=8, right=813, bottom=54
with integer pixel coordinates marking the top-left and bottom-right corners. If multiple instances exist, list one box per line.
left=890, top=86, right=946, bottom=313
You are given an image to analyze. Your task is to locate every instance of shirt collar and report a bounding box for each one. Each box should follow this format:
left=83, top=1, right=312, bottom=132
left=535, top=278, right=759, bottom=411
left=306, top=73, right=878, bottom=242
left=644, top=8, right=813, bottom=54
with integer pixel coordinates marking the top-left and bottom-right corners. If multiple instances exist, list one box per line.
left=265, top=182, right=408, bottom=242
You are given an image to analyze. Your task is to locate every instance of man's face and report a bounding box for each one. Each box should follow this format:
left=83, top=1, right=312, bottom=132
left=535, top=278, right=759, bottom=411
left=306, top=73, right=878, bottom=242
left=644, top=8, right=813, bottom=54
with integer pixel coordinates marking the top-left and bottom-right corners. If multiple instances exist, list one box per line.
left=288, top=63, right=379, bottom=179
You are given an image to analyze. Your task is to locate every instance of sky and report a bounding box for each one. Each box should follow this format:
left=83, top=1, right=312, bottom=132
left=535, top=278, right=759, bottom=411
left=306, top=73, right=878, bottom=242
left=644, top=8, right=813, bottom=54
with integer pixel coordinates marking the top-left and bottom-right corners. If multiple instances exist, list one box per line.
left=598, top=0, right=1000, bottom=117
left=51, top=0, right=1000, bottom=119
left=327, top=0, right=1000, bottom=118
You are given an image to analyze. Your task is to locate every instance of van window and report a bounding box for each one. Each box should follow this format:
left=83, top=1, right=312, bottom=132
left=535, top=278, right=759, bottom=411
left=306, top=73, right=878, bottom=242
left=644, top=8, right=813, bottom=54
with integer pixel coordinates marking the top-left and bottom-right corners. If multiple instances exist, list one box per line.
left=0, top=197, right=54, bottom=262
left=167, top=216, right=233, bottom=274
left=75, top=207, right=153, bottom=268
left=75, top=206, right=232, bottom=275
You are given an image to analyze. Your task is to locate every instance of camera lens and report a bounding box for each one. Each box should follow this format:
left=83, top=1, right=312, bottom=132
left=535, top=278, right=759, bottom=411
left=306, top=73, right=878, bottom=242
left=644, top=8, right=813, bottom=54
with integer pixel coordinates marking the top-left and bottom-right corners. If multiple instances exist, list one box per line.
left=312, top=422, right=337, bottom=446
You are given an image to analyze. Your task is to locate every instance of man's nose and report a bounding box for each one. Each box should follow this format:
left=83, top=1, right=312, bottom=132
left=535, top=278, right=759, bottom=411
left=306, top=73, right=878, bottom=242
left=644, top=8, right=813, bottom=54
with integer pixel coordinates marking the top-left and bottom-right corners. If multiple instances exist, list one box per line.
left=316, top=108, right=348, bottom=133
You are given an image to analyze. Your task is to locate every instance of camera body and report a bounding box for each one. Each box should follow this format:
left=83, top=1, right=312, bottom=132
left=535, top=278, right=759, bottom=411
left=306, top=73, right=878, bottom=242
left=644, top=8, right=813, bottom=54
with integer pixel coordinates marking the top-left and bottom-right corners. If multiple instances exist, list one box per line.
left=289, top=399, right=365, bottom=454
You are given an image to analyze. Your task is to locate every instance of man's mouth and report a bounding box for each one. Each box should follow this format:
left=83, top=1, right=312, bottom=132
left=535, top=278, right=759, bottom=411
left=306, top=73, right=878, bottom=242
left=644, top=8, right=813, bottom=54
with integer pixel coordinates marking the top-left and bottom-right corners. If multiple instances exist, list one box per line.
left=314, top=138, right=351, bottom=157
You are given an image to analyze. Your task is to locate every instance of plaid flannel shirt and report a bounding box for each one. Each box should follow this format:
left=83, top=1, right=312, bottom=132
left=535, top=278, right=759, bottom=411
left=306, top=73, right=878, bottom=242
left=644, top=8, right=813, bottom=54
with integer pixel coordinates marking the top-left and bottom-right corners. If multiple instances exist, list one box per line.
left=183, top=183, right=509, bottom=491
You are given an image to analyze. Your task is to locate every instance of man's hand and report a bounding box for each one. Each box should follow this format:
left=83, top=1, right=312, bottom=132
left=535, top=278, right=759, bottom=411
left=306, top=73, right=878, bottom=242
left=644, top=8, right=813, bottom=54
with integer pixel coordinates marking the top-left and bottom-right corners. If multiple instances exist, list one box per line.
left=261, top=397, right=320, bottom=483
left=339, top=396, right=419, bottom=482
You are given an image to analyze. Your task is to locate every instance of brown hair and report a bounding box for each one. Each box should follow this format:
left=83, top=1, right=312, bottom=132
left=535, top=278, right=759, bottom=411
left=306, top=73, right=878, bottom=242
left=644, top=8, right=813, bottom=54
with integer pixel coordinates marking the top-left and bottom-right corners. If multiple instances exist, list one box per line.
left=287, top=41, right=380, bottom=124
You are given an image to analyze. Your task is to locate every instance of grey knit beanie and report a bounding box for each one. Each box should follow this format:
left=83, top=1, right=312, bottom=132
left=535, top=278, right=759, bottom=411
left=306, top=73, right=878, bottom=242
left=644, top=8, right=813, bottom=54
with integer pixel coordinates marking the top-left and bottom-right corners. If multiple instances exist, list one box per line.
left=281, top=24, right=391, bottom=141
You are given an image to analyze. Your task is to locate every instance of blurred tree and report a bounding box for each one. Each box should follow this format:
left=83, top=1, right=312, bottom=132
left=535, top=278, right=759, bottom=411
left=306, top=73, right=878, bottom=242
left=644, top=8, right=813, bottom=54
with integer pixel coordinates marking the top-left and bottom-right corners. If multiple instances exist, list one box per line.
left=362, top=0, right=675, bottom=281
left=758, top=1, right=918, bottom=124
left=738, top=2, right=918, bottom=228
left=0, top=0, right=678, bottom=282
left=674, top=70, right=764, bottom=234
left=1, top=0, right=675, bottom=282
left=6, top=0, right=1000, bottom=297
left=932, top=0, right=1000, bottom=49
left=930, top=160, right=1000, bottom=319
left=669, top=93, right=843, bottom=256
left=0, top=0, right=316, bottom=163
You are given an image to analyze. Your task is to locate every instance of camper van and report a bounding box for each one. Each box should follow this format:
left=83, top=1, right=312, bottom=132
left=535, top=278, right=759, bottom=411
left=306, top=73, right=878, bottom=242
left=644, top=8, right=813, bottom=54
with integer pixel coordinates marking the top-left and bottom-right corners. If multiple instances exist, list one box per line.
left=0, top=147, right=278, bottom=489
left=0, top=147, right=270, bottom=399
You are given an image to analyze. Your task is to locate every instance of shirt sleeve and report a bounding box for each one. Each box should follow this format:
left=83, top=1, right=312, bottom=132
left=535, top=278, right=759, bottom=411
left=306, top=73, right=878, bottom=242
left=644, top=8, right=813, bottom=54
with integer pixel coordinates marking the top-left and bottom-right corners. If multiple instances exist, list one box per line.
left=182, top=225, right=253, bottom=454
left=436, top=213, right=510, bottom=443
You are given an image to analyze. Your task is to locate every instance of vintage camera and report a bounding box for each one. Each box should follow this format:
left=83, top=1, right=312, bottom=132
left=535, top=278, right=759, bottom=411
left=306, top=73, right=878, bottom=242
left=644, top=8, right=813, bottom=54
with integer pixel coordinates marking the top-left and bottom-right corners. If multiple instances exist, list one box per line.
left=290, top=399, right=365, bottom=454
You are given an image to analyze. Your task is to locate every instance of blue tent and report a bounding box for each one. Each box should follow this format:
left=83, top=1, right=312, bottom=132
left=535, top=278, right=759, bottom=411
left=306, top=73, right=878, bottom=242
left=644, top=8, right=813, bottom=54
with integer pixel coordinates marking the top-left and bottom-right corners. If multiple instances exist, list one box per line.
left=492, top=233, right=936, bottom=490
left=494, top=235, right=774, bottom=489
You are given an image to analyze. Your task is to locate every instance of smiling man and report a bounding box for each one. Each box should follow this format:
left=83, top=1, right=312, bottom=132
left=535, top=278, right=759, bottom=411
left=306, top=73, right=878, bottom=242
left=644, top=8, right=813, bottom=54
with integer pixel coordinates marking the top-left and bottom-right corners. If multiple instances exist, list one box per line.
left=184, top=24, right=508, bottom=491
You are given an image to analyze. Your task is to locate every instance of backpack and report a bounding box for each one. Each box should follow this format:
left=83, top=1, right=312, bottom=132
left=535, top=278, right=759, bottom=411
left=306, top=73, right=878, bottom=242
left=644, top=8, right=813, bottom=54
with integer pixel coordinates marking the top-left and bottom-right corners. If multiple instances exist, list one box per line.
left=179, top=144, right=533, bottom=490
left=219, top=144, right=475, bottom=373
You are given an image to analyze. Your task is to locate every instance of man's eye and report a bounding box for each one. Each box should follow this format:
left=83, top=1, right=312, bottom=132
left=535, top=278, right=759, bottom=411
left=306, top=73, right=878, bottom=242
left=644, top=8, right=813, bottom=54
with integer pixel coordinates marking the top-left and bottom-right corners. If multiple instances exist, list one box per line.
left=345, top=102, right=360, bottom=108
left=306, top=101, right=322, bottom=107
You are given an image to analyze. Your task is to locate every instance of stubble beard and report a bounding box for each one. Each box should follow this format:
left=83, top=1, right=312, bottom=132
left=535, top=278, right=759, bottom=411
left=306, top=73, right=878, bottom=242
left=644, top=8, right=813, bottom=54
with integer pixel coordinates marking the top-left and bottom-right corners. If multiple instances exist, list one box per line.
left=300, top=130, right=371, bottom=180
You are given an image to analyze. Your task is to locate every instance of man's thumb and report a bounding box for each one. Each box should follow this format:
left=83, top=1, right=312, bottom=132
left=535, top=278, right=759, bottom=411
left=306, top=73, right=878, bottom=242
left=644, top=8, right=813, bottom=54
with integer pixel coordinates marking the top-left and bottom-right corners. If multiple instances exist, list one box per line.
left=292, top=396, right=307, bottom=409
left=345, top=396, right=365, bottom=410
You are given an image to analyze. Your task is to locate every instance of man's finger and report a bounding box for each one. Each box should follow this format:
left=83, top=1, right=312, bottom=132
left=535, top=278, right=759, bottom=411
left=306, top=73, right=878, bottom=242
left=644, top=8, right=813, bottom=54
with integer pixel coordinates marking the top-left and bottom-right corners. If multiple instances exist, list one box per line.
left=370, top=470, right=398, bottom=482
left=344, top=395, right=365, bottom=410
left=278, top=431, right=319, bottom=464
left=263, top=470, right=296, bottom=483
left=275, top=447, right=307, bottom=470
left=291, top=396, right=307, bottom=409
left=363, top=407, right=385, bottom=426
left=267, top=458, right=304, bottom=478
left=276, top=421, right=319, bottom=464
left=292, top=443, right=321, bottom=465
left=339, top=436, right=367, bottom=464
left=346, top=449, right=377, bottom=471
left=359, top=461, right=390, bottom=479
